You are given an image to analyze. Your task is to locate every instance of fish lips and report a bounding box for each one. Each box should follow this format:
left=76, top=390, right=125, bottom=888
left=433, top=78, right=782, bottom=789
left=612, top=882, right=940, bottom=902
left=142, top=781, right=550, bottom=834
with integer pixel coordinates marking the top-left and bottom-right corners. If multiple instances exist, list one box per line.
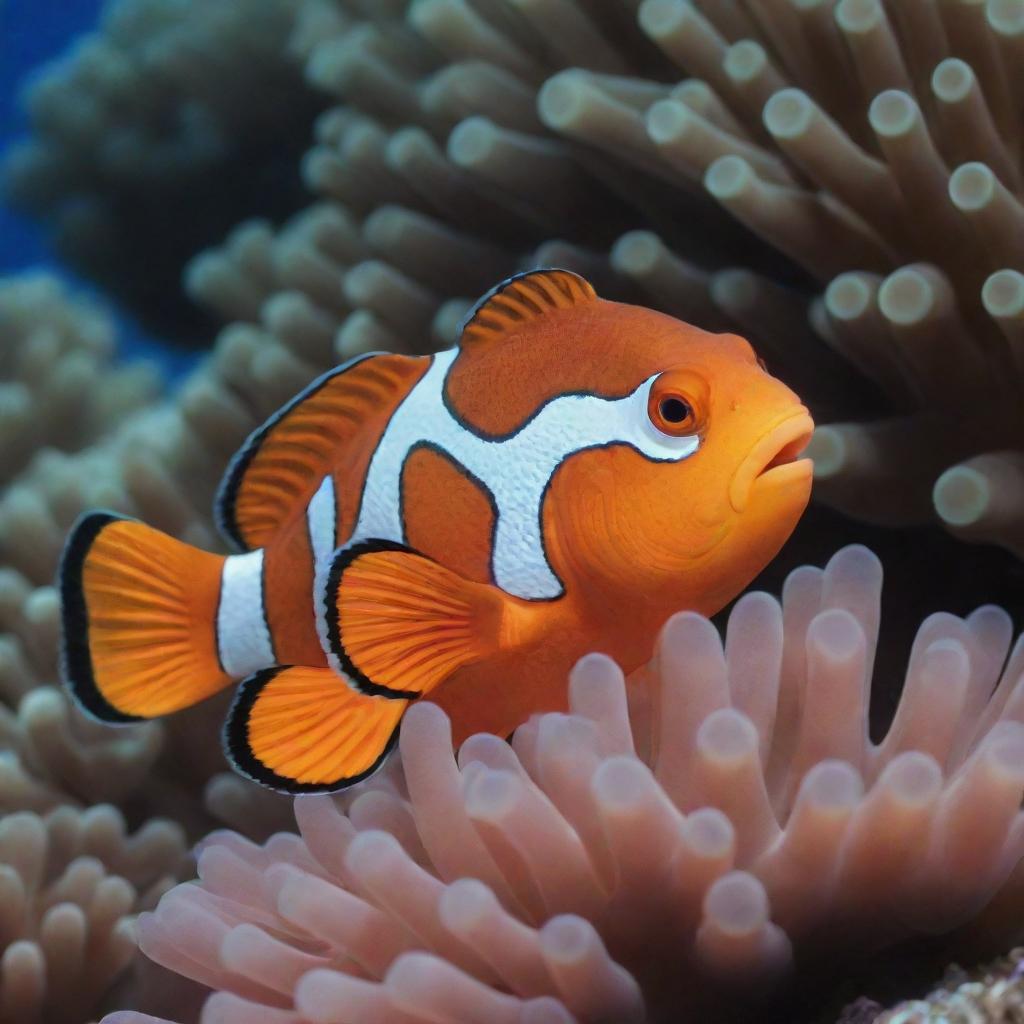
left=729, top=410, right=815, bottom=514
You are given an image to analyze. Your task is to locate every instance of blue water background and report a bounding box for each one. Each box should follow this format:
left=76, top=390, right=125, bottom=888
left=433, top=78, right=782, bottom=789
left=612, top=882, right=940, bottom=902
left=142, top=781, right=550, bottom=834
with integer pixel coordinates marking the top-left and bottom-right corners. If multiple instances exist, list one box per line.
left=1, top=0, right=197, bottom=380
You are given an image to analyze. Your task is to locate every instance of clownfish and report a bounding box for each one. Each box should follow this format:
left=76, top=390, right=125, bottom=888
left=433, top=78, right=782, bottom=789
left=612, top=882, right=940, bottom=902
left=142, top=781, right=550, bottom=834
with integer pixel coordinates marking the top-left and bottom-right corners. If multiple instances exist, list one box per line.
left=59, top=269, right=813, bottom=793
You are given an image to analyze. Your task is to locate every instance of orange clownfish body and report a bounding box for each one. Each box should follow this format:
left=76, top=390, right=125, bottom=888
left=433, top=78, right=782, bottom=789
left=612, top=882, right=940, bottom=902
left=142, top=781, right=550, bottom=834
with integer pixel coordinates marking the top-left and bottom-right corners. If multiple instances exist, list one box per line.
left=60, top=269, right=813, bottom=793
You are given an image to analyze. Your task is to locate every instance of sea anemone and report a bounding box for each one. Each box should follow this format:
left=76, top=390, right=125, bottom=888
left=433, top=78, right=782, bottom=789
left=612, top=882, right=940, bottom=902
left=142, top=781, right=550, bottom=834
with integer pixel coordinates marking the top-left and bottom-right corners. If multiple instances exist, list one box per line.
left=106, top=545, right=1024, bottom=1023
left=3, top=2, right=1020, bottom=688
left=7, top=2, right=1024, bottom=544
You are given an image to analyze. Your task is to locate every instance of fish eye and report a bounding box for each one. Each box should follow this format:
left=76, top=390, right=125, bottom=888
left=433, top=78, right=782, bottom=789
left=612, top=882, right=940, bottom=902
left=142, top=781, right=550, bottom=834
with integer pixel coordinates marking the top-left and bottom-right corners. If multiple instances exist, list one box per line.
left=659, top=396, right=691, bottom=424
left=648, top=384, right=700, bottom=437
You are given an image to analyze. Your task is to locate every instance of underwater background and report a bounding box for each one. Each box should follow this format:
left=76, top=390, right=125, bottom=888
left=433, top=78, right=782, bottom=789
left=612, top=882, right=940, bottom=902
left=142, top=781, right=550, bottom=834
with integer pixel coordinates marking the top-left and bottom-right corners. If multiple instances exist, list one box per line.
left=3, top=0, right=1024, bottom=1022
left=3, top=0, right=207, bottom=379
left=1, top=0, right=104, bottom=274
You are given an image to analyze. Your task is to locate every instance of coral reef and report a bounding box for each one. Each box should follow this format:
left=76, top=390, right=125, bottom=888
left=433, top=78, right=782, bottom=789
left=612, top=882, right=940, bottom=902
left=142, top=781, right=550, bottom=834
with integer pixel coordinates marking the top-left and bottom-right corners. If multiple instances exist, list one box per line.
left=173, top=0, right=1024, bottom=556
left=0, top=275, right=294, bottom=1021
left=0, top=804, right=186, bottom=1024
left=0, top=271, right=173, bottom=823
left=868, top=947, right=1024, bottom=1023
left=0, top=273, right=160, bottom=486
left=107, top=546, right=1024, bottom=1023
left=1, top=0, right=324, bottom=340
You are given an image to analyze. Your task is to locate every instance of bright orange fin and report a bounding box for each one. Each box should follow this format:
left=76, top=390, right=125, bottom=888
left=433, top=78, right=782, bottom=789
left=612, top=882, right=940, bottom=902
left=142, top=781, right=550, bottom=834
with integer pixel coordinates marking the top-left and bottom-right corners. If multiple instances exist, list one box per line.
left=60, top=513, right=232, bottom=722
left=459, top=268, right=597, bottom=353
left=223, top=665, right=407, bottom=792
left=326, top=541, right=506, bottom=699
left=216, top=353, right=426, bottom=551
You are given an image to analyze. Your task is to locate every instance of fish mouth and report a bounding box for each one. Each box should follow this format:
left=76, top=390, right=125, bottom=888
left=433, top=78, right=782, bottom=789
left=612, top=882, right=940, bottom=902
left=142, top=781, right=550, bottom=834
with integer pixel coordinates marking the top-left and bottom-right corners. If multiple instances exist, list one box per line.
left=730, top=410, right=815, bottom=513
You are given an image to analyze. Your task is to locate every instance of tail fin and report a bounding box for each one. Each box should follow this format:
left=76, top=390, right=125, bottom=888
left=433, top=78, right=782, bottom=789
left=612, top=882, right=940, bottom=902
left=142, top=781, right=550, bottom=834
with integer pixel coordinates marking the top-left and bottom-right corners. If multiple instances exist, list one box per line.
left=60, top=512, right=232, bottom=722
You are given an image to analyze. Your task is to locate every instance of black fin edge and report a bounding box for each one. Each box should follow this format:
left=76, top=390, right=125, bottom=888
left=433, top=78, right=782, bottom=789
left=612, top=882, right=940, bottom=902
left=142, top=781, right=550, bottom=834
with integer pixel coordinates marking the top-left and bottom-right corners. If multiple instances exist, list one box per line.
left=222, top=666, right=401, bottom=794
left=325, top=539, right=426, bottom=701
left=214, top=351, right=382, bottom=552
left=59, top=511, right=146, bottom=725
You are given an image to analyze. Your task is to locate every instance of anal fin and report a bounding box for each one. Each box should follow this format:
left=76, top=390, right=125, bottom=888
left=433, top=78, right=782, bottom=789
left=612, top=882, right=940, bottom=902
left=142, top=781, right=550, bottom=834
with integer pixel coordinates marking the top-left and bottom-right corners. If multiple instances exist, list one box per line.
left=224, top=666, right=407, bottom=793
left=326, top=541, right=510, bottom=699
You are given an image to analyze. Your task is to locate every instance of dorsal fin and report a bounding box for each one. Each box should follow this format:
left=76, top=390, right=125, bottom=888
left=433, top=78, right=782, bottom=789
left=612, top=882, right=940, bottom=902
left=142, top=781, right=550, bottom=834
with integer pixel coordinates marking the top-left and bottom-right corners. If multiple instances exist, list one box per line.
left=459, top=268, right=598, bottom=352
left=216, top=352, right=426, bottom=551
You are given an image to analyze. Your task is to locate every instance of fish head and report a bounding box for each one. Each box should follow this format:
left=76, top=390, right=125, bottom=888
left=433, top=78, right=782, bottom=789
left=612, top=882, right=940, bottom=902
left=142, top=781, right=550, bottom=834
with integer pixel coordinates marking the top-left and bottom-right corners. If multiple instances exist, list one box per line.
left=546, top=313, right=813, bottom=617
left=448, top=268, right=812, bottom=618
left=662, top=329, right=814, bottom=608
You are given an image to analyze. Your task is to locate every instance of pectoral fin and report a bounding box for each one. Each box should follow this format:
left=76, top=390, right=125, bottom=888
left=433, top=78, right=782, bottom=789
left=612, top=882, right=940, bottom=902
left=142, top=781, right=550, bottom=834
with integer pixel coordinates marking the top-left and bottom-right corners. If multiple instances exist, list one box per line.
left=325, top=541, right=510, bottom=699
